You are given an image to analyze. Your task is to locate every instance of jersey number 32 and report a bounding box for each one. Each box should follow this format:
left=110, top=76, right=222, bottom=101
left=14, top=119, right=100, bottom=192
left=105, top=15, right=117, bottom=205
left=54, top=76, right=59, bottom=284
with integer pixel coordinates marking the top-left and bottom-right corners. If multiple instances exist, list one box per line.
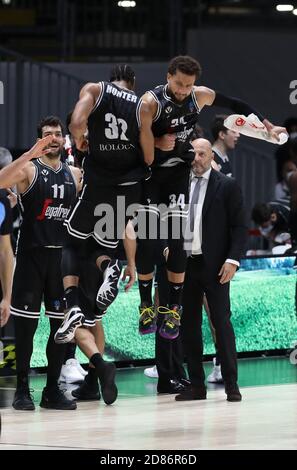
left=105, top=113, right=128, bottom=141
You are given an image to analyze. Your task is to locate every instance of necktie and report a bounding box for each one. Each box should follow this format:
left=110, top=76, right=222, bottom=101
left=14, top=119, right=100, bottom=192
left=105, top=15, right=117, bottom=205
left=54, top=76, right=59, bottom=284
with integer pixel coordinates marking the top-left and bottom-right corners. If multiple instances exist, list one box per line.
left=189, top=177, right=202, bottom=232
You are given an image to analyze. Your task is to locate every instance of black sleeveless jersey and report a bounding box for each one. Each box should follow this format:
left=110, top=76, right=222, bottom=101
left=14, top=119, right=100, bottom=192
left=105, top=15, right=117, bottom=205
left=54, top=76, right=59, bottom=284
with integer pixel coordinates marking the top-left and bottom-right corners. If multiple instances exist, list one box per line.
left=148, top=84, right=200, bottom=167
left=84, top=81, right=149, bottom=186
left=17, top=159, right=77, bottom=253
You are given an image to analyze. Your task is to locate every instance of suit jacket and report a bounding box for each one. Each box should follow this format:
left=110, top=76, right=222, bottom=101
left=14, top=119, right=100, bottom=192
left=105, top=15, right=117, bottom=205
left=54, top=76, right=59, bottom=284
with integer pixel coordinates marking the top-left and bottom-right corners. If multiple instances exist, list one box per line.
left=197, top=169, right=247, bottom=276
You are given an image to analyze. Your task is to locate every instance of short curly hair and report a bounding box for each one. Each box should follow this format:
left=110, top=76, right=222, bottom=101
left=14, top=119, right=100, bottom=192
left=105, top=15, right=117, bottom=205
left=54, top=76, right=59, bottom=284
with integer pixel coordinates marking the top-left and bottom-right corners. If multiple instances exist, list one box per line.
left=168, top=56, right=202, bottom=79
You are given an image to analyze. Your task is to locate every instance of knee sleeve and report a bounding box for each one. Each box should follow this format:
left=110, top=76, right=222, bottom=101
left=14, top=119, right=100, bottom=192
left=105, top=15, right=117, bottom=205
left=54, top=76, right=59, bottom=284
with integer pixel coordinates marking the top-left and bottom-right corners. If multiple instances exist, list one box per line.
left=14, top=316, right=39, bottom=375
left=136, top=238, right=157, bottom=275
left=61, top=244, right=81, bottom=278
left=167, top=238, right=187, bottom=273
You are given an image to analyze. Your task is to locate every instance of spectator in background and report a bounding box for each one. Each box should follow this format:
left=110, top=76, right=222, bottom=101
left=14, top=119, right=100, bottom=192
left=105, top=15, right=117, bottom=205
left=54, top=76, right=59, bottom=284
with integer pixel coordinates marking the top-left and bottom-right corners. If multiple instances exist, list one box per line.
left=211, top=115, right=240, bottom=177
left=287, top=170, right=297, bottom=251
left=275, top=117, right=297, bottom=183
left=251, top=200, right=291, bottom=253
left=274, top=159, right=297, bottom=200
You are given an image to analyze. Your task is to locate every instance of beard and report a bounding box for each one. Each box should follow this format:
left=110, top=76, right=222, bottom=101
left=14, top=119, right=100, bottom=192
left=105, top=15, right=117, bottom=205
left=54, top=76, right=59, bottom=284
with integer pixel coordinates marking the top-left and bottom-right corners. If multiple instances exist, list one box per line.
left=167, top=87, right=186, bottom=104
left=192, top=165, right=203, bottom=175
left=45, top=148, right=62, bottom=159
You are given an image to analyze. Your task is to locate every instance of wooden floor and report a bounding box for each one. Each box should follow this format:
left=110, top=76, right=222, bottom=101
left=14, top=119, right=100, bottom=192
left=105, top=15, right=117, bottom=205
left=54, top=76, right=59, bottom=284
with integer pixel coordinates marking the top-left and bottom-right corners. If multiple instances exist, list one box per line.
left=1, top=359, right=297, bottom=450
left=1, top=384, right=297, bottom=450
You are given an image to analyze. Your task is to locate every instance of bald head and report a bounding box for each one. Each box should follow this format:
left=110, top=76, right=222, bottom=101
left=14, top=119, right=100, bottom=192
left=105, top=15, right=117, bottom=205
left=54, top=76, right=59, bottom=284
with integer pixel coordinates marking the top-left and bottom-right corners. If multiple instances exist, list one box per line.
left=191, top=138, right=214, bottom=176
left=192, top=138, right=212, bottom=152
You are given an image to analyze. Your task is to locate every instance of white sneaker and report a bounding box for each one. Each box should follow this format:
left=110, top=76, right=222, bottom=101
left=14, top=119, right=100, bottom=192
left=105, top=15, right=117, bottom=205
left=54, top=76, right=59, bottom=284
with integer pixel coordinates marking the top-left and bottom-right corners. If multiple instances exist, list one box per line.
left=58, top=359, right=85, bottom=384
left=96, top=259, right=122, bottom=309
left=144, top=365, right=158, bottom=378
left=54, top=306, right=85, bottom=344
left=207, top=358, right=223, bottom=383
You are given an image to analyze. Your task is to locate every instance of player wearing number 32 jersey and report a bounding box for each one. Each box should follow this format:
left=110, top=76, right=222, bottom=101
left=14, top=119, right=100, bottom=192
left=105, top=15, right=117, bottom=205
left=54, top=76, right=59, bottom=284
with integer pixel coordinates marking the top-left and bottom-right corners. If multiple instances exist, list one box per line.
left=54, top=66, right=155, bottom=406
left=57, top=65, right=154, bottom=348
left=65, top=65, right=154, bottom=250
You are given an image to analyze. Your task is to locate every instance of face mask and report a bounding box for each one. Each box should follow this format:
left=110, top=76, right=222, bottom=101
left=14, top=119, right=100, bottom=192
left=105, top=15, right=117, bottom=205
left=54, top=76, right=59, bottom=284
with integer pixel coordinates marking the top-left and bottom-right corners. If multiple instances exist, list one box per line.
left=274, top=232, right=291, bottom=244
left=259, top=224, right=274, bottom=237
left=286, top=170, right=296, bottom=182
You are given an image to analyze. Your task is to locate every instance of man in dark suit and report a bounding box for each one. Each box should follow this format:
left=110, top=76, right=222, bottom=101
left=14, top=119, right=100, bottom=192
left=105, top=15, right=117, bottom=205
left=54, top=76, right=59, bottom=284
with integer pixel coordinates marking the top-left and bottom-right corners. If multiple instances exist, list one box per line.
left=176, top=138, right=247, bottom=402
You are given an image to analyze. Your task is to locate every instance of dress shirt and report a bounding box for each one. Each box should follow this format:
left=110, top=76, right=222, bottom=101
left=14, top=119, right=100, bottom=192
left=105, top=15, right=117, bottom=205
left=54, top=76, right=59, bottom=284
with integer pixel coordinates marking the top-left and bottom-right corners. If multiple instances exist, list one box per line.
left=186, top=167, right=239, bottom=267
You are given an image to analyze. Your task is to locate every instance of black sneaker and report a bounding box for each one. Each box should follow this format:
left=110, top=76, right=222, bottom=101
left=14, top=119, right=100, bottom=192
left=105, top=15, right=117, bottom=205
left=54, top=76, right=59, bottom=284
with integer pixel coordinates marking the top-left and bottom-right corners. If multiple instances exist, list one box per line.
left=96, top=259, right=122, bottom=310
left=40, top=386, right=77, bottom=410
left=138, top=303, right=157, bottom=335
left=54, top=306, right=85, bottom=344
left=12, top=387, right=35, bottom=411
left=72, top=380, right=101, bottom=401
left=97, top=362, right=118, bottom=405
left=158, top=305, right=181, bottom=340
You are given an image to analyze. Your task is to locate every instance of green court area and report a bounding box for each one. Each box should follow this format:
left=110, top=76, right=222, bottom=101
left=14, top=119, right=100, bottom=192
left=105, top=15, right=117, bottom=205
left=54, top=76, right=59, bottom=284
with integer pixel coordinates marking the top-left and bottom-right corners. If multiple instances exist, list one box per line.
left=32, top=267, right=297, bottom=367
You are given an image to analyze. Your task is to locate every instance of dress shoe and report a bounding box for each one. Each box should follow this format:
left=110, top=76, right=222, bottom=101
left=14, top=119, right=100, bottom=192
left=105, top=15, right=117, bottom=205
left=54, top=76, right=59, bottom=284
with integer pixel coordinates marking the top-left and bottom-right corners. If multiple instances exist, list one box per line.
left=157, top=380, right=185, bottom=394
left=225, top=383, right=242, bottom=402
left=175, top=385, right=207, bottom=401
left=179, top=378, right=191, bottom=387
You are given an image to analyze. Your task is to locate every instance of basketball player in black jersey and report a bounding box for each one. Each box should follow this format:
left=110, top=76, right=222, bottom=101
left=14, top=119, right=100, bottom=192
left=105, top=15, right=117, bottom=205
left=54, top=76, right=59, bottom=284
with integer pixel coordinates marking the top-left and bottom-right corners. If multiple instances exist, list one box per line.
left=0, top=191, right=14, bottom=328
left=0, top=116, right=82, bottom=411
left=55, top=65, right=153, bottom=334
left=54, top=66, right=154, bottom=405
left=136, top=55, right=287, bottom=341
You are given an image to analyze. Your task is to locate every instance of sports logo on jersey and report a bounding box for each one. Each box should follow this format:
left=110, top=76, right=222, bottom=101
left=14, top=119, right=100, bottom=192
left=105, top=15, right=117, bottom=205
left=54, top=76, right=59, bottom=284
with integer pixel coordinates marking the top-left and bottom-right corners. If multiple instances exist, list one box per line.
left=64, top=171, right=70, bottom=181
left=41, top=169, right=49, bottom=182
left=176, top=128, right=193, bottom=143
left=189, top=103, right=195, bottom=113
left=36, top=198, right=70, bottom=221
left=53, top=300, right=61, bottom=311
left=63, top=170, right=74, bottom=185
left=165, top=105, right=173, bottom=114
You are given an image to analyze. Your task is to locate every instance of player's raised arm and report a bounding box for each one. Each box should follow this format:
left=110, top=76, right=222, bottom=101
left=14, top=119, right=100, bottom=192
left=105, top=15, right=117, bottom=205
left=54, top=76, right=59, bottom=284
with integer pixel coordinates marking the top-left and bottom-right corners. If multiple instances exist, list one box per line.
left=0, top=135, right=53, bottom=189
left=69, top=82, right=101, bottom=150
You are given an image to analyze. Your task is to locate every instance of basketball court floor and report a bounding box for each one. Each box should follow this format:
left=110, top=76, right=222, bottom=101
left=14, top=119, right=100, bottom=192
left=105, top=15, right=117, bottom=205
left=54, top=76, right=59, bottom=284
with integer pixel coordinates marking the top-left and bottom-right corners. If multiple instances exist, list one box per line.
left=0, top=356, right=296, bottom=450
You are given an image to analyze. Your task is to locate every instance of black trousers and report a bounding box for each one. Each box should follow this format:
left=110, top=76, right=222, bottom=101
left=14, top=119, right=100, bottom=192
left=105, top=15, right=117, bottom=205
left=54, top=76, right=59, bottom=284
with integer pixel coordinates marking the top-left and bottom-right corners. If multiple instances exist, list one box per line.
left=181, top=256, right=237, bottom=386
left=155, top=261, right=187, bottom=386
